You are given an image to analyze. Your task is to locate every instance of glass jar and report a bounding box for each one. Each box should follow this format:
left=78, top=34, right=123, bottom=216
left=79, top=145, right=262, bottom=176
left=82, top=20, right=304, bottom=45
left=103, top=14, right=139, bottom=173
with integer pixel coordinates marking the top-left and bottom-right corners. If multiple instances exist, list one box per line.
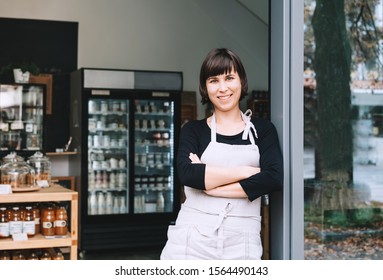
left=27, top=152, right=51, bottom=186
left=1, top=131, right=20, bottom=150
left=54, top=206, right=68, bottom=236
left=0, top=207, right=10, bottom=238
left=52, top=250, right=65, bottom=260
left=31, top=205, right=41, bottom=234
left=40, top=250, right=52, bottom=260
left=1, top=152, right=24, bottom=165
left=41, top=207, right=55, bottom=236
left=0, top=250, right=11, bottom=260
left=0, top=155, right=35, bottom=189
left=22, top=206, right=36, bottom=237
left=9, top=207, right=23, bottom=235
left=27, top=252, right=39, bottom=260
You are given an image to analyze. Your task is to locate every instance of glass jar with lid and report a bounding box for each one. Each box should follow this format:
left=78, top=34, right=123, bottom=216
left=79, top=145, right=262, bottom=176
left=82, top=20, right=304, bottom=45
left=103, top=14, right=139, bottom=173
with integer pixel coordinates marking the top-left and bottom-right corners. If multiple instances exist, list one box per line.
left=1, top=152, right=24, bottom=166
left=27, top=152, right=51, bottom=186
left=0, top=154, right=36, bottom=189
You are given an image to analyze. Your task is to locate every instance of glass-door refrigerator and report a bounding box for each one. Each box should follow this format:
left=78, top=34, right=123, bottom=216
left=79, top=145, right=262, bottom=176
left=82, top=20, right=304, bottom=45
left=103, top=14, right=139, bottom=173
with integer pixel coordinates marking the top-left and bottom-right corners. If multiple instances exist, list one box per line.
left=70, top=68, right=182, bottom=254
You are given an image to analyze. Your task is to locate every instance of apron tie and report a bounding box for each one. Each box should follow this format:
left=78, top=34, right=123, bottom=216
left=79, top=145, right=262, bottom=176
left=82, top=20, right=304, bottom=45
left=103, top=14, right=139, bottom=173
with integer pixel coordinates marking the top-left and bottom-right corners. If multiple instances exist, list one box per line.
left=242, top=109, right=258, bottom=145
left=213, top=203, right=233, bottom=257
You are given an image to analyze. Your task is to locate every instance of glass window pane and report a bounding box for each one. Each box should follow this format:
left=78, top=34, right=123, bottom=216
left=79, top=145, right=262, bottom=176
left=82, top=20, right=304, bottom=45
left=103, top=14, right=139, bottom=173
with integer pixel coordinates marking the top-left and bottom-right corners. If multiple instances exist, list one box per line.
left=304, top=0, right=383, bottom=259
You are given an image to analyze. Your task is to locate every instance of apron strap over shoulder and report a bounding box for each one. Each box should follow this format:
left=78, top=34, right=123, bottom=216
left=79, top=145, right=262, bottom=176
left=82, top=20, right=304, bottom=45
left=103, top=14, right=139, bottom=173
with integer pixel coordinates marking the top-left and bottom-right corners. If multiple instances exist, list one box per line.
left=242, top=109, right=258, bottom=145
left=210, top=113, right=217, bottom=143
left=211, top=110, right=258, bottom=145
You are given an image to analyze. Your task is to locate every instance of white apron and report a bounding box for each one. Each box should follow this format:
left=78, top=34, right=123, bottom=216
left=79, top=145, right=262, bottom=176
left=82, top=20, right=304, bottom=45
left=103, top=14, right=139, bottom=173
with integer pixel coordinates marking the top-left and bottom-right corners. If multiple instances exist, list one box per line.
left=161, top=110, right=262, bottom=260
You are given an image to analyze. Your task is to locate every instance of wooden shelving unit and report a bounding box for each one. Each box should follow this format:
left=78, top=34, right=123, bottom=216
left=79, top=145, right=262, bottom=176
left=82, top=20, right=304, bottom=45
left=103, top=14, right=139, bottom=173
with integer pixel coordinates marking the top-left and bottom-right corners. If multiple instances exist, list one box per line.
left=0, top=184, right=78, bottom=260
left=46, top=152, right=79, bottom=156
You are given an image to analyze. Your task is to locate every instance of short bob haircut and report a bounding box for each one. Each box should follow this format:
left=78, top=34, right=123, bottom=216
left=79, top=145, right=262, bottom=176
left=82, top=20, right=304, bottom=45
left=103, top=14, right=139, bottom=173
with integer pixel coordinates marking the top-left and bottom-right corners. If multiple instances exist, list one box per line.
left=199, top=48, right=248, bottom=105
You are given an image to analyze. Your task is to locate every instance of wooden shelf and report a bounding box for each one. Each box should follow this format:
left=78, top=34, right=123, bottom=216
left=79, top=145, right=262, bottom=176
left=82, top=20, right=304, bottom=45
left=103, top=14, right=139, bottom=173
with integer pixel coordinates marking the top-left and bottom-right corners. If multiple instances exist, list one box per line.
left=0, top=234, right=74, bottom=250
left=0, top=184, right=78, bottom=260
left=46, top=152, right=79, bottom=156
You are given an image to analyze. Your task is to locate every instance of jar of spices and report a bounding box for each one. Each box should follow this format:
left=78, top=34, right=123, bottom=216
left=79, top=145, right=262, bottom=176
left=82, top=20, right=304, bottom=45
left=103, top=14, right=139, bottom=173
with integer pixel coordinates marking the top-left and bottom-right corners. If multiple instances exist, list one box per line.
left=27, top=252, right=39, bottom=260
left=0, top=250, right=11, bottom=260
left=40, top=250, right=52, bottom=260
left=52, top=249, right=65, bottom=260
left=12, top=251, right=26, bottom=260
left=41, top=207, right=55, bottom=236
left=9, top=207, right=23, bottom=235
left=31, top=205, right=40, bottom=235
left=0, top=156, right=36, bottom=189
left=22, top=206, right=35, bottom=237
left=0, top=207, right=10, bottom=238
left=54, top=206, right=68, bottom=236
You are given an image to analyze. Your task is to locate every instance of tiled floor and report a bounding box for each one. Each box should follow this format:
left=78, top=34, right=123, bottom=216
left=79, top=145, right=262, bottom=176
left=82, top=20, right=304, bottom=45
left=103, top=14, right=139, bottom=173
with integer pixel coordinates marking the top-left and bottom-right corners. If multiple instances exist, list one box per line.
left=80, top=246, right=162, bottom=260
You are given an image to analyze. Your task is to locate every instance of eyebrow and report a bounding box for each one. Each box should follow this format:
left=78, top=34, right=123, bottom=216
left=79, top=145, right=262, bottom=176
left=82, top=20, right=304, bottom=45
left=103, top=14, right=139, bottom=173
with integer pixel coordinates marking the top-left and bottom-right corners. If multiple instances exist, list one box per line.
left=207, top=72, right=235, bottom=80
left=206, top=76, right=218, bottom=81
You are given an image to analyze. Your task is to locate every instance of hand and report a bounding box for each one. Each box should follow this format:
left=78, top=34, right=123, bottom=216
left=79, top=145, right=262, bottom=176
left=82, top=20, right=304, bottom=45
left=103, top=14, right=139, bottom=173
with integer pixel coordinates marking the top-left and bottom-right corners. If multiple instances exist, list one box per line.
left=189, top=153, right=202, bottom=164
left=204, top=183, right=248, bottom=198
left=247, top=167, right=261, bottom=177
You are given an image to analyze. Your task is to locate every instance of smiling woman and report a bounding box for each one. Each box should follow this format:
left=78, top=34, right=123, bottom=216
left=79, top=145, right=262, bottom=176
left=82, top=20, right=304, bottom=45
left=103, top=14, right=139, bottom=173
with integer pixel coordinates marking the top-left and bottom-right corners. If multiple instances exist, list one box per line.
left=205, top=71, right=242, bottom=115
left=160, top=48, right=283, bottom=260
left=199, top=48, right=248, bottom=105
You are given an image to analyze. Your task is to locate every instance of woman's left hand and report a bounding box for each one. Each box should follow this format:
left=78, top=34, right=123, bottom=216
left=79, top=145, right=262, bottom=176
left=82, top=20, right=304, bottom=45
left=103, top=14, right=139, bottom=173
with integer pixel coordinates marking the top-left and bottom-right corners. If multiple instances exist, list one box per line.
left=189, top=153, right=202, bottom=163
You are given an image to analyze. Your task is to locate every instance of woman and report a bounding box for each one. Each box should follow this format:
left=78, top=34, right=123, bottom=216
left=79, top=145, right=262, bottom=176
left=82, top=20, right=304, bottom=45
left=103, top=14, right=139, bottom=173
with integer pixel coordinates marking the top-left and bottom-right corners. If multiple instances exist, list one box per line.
left=161, top=48, right=283, bottom=260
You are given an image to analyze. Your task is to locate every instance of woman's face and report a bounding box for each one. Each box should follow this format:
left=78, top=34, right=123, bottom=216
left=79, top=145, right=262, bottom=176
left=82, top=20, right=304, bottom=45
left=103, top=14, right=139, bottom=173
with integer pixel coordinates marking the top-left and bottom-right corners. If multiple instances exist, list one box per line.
left=206, top=69, right=242, bottom=112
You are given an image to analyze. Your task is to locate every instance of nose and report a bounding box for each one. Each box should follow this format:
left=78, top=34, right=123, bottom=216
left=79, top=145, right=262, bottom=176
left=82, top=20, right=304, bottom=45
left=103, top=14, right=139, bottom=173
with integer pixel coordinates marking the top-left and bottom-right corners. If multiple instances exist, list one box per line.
left=218, top=80, right=228, bottom=92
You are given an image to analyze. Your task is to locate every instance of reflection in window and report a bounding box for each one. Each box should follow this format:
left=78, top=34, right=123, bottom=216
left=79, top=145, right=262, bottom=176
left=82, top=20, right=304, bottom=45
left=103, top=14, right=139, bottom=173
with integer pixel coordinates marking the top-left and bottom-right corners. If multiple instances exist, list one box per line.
left=304, top=0, right=383, bottom=259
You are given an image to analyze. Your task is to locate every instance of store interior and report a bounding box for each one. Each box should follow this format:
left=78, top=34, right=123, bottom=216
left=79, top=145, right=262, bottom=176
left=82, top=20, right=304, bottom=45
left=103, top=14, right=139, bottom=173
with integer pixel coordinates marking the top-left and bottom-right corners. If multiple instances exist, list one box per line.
left=0, top=1, right=270, bottom=260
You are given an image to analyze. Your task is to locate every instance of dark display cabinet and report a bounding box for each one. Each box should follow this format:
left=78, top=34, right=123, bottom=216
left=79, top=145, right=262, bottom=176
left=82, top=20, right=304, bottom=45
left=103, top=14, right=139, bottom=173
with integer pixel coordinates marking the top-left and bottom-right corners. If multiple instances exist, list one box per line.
left=0, top=84, right=45, bottom=156
left=70, top=68, right=182, bottom=254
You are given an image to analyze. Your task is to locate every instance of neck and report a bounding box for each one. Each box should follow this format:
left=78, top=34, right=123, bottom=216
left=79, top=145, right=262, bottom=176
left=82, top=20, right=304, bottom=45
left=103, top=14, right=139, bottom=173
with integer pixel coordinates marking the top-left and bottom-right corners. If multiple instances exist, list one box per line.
left=211, top=108, right=245, bottom=135
left=214, top=108, right=242, bottom=125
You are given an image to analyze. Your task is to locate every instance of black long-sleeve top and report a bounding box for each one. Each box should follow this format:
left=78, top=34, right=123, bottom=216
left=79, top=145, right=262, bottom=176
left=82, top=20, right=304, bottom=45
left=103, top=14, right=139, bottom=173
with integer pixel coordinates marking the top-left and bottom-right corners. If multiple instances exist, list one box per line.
left=176, top=117, right=283, bottom=201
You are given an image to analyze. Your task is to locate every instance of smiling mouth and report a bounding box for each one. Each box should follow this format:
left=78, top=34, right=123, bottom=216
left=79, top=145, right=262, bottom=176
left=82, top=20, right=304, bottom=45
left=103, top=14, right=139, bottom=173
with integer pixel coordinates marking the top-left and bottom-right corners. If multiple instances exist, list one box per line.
left=217, top=94, right=233, bottom=100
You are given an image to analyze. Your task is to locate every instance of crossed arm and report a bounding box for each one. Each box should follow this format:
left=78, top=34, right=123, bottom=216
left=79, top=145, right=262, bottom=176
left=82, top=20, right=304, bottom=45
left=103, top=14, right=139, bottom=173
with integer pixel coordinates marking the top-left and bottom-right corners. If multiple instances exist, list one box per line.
left=189, top=153, right=260, bottom=198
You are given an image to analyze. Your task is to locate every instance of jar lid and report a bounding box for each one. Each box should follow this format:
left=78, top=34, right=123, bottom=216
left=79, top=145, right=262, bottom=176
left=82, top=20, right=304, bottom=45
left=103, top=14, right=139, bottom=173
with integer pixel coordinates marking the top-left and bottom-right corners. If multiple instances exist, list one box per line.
left=0, top=160, right=35, bottom=174
left=1, top=152, right=24, bottom=164
left=28, top=151, right=50, bottom=163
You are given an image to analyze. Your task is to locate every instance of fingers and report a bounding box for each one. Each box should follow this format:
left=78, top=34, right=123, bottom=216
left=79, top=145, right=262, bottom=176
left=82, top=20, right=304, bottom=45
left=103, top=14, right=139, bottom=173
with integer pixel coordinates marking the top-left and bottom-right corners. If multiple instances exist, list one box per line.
left=189, top=153, right=202, bottom=163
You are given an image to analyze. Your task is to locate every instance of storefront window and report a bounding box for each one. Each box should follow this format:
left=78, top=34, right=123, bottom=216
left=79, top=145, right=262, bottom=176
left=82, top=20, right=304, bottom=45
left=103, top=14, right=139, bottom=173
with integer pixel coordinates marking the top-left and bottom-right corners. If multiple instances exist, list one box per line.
left=304, top=0, right=383, bottom=259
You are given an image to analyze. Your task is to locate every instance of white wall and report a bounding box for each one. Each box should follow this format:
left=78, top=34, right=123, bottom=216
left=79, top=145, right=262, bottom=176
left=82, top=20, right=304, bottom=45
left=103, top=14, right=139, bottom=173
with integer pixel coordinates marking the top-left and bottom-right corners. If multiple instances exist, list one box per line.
left=0, top=0, right=268, bottom=118
left=0, top=0, right=269, bottom=175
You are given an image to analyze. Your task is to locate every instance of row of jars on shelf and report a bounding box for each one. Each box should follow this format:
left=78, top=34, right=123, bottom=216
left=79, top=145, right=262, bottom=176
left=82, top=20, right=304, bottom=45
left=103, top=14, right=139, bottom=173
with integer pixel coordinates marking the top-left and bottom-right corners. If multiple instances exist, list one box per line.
left=88, top=169, right=171, bottom=193
left=88, top=190, right=169, bottom=215
left=88, top=151, right=170, bottom=173
left=88, top=180, right=171, bottom=216
left=89, top=99, right=128, bottom=114
left=134, top=191, right=167, bottom=213
left=0, top=130, right=42, bottom=150
left=135, top=101, right=171, bottom=115
left=0, top=202, right=68, bottom=238
left=88, top=116, right=171, bottom=132
left=88, top=131, right=171, bottom=149
left=0, top=248, right=65, bottom=260
left=0, top=152, right=52, bottom=189
left=88, top=134, right=127, bottom=149
left=88, top=191, right=127, bottom=215
left=89, top=170, right=127, bottom=190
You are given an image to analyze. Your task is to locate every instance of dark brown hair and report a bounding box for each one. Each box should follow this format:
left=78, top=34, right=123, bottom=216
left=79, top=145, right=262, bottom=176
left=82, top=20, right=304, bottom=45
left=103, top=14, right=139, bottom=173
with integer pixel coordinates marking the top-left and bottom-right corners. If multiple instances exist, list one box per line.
left=199, top=48, right=248, bottom=104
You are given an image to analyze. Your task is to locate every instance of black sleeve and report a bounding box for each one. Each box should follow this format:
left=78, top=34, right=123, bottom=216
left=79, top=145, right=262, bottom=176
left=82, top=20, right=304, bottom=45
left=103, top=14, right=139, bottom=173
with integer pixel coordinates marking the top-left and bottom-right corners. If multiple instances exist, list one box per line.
left=176, top=120, right=208, bottom=190
left=239, top=119, right=283, bottom=201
